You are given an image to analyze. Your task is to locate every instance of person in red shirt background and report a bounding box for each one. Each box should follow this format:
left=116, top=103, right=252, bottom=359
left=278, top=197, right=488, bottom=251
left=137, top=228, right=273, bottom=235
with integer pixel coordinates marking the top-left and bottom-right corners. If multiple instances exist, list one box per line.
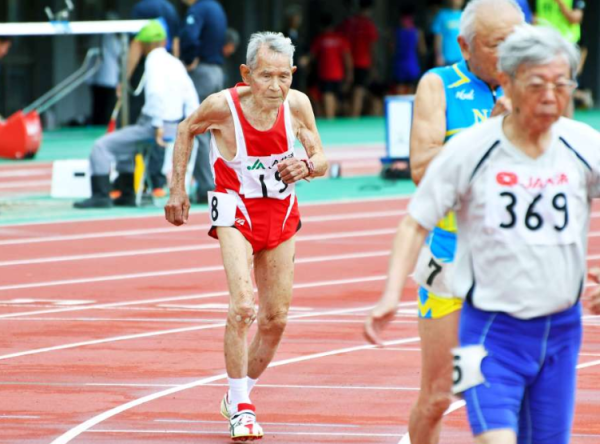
left=310, top=13, right=353, bottom=119
left=338, top=0, right=379, bottom=117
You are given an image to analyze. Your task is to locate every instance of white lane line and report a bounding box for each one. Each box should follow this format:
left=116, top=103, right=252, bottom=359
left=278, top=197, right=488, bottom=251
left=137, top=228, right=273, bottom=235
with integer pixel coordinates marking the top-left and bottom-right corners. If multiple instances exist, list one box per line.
left=0, top=238, right=394, bottom=292
left=0, top=287, right=394, bottom=360
left=0, top=180, right=50, bottom=189
left=0, top=169, right=50, bottom=178
left=0, top=381, right=420, bottom=392
left=0, top=225, right=204, bottom=247
left=0, top=209, right=406, bottom=248
left=0, top=415, right=41, bottom=419
left=0, top=274, right=382, bottom=319
left=87, top=429, right=402, bottom=438
left=577, top=359, right=600, bottom=370
left=155, top=419, right=360, bottom=427
left=0, top=229, right=395, bottom=266
left=49, top=336, right=420, bottom=444
left=2, top=194, right=412, bottom=228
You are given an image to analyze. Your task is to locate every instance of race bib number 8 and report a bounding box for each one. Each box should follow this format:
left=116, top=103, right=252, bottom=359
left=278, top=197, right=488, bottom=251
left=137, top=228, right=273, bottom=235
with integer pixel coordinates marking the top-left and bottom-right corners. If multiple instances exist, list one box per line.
left=207, top=191, right=237, bottom=227
left=486, top=166, right=577, bottom=245
left=242, top=151, right=294, bottom=200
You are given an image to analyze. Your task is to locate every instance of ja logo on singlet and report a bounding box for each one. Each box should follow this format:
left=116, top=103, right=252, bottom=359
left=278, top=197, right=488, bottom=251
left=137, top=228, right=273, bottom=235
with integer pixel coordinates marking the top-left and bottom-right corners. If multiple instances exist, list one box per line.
left=247, top=159, right=266, bottom=170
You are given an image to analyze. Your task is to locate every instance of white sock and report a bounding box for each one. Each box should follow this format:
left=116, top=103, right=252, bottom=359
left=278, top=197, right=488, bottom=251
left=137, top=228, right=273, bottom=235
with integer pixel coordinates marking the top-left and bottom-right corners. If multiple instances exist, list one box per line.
left=247, top=377, right=258, bottom=395
left=228, top=377, right=250, bottom=412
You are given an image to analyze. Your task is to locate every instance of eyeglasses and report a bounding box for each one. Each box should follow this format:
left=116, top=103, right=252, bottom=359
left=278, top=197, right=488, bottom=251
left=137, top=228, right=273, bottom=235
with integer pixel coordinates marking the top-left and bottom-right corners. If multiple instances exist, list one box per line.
left=518, top=78, right=578, bottom=94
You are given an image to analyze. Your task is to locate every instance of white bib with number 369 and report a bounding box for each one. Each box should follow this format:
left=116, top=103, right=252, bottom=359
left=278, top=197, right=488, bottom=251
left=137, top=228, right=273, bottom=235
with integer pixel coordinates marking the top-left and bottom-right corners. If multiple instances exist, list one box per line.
left=241, top=149, right=295, bottom=200
left=207, top=191, right=237, bottom=227
left=452, top=344, right=488, bottom=394
left=485, top=165, right=577, bottom=245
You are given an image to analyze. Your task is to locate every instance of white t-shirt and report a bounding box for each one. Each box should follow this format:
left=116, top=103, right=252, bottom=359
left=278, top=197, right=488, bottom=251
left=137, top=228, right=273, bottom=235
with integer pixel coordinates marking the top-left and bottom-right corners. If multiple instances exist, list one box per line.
left=409, top=115, right=600, bottom=319
left=142, top=47, right=199, bottom=128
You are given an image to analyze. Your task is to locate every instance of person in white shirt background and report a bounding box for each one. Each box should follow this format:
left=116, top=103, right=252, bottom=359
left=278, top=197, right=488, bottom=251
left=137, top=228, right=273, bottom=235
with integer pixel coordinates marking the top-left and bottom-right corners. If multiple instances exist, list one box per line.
left=366, top=24, right=600, bottom=444
left=74, top=20, right=199, bottom=209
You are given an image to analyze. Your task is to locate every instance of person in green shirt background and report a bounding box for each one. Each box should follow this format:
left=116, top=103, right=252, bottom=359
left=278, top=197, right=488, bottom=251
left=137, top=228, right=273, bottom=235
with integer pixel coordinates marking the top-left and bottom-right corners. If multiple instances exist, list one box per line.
left=536, top=0, right=592, bottom=111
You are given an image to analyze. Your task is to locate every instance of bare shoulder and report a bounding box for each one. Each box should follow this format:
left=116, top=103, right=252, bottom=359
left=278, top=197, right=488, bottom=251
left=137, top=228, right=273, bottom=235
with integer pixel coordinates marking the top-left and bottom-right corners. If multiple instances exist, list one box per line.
left=287, top=89, right=314, bottom=124
left=201, top=91, right=231, bottom=121
left=415, top=73, right=445, bottom=102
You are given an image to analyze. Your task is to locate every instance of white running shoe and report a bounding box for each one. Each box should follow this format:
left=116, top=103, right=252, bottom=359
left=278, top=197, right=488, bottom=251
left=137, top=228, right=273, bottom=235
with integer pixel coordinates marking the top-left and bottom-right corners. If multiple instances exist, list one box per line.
left=229, top=403, right=264, bottom=441
left=220, top=392, right=232, bottom=419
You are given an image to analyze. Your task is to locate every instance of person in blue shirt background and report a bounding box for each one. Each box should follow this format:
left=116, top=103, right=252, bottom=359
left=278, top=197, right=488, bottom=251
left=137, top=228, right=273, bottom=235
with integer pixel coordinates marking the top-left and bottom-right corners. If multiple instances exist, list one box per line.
left=180, top=0, right=227, bottom=205
left=515, top=0, right=534, bottom=23
left=431, top=0, right=464, bottom=66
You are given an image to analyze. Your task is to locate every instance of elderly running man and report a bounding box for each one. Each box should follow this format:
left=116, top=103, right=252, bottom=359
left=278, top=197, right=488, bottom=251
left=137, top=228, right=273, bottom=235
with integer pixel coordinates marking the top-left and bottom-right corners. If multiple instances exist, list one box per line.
left=165, top=32, right=327, bottom=441
left=366, top=24, right=600, bottom=444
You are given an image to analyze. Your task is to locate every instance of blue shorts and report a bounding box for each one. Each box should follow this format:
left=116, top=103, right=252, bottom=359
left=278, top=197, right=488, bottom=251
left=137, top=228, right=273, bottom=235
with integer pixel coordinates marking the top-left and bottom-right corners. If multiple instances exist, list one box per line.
left=459, top=301, right=582, bottom=443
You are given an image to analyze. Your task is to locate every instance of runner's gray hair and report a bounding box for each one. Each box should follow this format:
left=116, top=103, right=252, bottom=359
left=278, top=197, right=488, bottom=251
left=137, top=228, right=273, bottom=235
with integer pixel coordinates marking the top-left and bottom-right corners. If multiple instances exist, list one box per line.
left=498, top=24, right=580, bottom=79
left=246, top=32, right=295, bottom=69
left=459, top=0, right=524, bottom=46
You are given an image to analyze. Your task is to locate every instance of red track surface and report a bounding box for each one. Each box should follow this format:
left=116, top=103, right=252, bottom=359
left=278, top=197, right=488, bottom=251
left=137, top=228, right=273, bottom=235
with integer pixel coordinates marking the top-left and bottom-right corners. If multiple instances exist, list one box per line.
left=0, top=197, right=598, bottom=444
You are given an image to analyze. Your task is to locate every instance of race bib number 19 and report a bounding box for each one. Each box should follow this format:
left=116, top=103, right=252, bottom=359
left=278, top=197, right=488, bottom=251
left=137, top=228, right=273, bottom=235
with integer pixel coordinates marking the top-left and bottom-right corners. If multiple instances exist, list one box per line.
left=207, top=191, right=236, bottom=227
left=242, top=151, right=294, bottom=200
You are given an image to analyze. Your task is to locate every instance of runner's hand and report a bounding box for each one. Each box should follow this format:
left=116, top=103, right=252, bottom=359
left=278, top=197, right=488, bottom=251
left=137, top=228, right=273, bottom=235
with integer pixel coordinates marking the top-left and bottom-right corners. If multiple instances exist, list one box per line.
left=278, top=158, right=308, bottom=184
left=364, top=297, right=398, bottom=346
left=491, top=96, right=512, bottom=117
left=588, top=268, right=600, bottom=314
left=165, top=191, right=190, bottom=226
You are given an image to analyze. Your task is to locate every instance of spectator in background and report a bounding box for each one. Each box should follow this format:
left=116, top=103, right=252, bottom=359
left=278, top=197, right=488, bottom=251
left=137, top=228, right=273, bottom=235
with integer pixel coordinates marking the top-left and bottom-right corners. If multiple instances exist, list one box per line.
left=431, top=0, right=464, bottom=66
left=536, top=0, right=590, bottom=111
left=123, top=0, right=181, bottom=116
left=0, top=36, right=11, bottom=62
left=391, top=5, right=427, bottom=95
left=281, top=4, right=309, bottom=92
left=121, top=0, right=181, bottom=195
left=180, top=0, right=227, bottom=205
left=74, top=21, right=198, bottom=210
left=310, top=13, right=353, bottom=119
left=0, top=36, right=12, bottom=121
left=536, top=0, right=584, bottom=43
left=338, top=0, right=379, bottom=117
left=516, top=0, right=534, bottom=23
left=88, top=12, right=122, bottom=126
left=221, top=27, right=240, bottom=85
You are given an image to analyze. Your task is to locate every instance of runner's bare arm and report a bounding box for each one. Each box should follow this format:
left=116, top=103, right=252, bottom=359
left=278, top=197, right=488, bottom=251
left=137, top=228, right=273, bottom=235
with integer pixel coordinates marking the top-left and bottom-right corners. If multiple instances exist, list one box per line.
left=365, top=215, right=428, bottom=345
left=278, top=90, right=328, bottom=184
left=165, top=92, right=229, bottom=226
left=409, top=74, right=447, bottom=185
left=587, top=268, right=600, bottom=315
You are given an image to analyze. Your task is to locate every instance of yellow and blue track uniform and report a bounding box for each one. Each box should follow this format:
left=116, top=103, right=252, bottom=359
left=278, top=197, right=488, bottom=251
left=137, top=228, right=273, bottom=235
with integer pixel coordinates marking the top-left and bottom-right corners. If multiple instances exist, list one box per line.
left=417, top=60, right=500, bottom=319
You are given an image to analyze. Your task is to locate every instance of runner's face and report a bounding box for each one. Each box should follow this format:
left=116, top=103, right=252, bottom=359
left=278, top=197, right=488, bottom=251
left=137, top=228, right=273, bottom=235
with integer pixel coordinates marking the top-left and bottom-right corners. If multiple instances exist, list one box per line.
left=464, top=9, right=522, bottom=86
left=504, top=57, right=573, bottom=130
left=247, top=48, right=295, bottom=109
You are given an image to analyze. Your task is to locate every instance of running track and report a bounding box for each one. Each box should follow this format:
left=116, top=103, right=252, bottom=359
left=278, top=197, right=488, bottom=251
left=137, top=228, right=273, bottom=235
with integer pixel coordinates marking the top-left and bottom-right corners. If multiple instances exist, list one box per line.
left=0, top=196, right=599, bottom=443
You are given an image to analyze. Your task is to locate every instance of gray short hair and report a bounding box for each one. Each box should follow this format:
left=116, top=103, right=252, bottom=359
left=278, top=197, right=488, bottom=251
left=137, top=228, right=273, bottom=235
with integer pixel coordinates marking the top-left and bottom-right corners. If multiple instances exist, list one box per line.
left=246, top=32, right=295, bottom=69
left=498, top=24, right=580, bottom=79
left=459, top=0, right=524, bottom=46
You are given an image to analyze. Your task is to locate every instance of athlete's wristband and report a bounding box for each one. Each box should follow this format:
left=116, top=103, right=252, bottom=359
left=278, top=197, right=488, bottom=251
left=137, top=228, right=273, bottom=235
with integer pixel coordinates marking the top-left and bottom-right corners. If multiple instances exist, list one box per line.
left=301, top=158, right=315, bottom=179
